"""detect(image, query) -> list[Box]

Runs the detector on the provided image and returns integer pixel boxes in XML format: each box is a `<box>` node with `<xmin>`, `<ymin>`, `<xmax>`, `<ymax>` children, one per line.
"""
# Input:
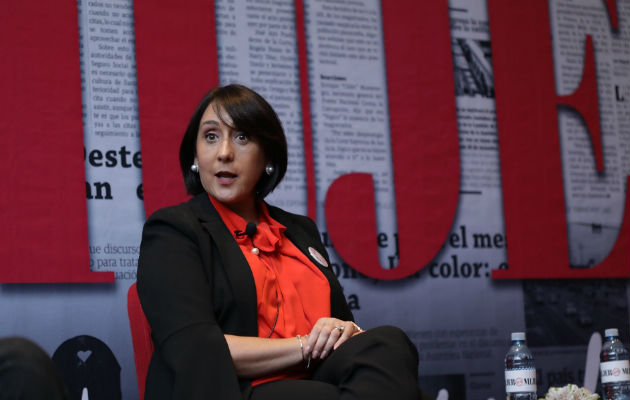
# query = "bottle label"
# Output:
<box><xmin>601</xmin><ymin>360</ymin><xmax>630</xmax><ymax>384</ymax></box>
<box><xmin>505</xmin><ymin>369</ymin><xmax>537</xmax><ymax>393</ymax></box>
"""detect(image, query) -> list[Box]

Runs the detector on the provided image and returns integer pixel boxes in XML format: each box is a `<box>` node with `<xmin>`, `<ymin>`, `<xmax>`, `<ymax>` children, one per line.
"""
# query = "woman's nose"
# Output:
<box><xmin>217</xmin><ymin>139</ymin><xmax>234</xmax><ymax>161</ymax></box>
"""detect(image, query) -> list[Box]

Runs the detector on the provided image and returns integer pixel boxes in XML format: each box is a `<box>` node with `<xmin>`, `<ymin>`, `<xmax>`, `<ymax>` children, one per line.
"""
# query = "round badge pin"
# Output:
<box><xmin>308</xmin><ymin>247</ymin><xmax>329</xmax><ymax>268</ymax></box>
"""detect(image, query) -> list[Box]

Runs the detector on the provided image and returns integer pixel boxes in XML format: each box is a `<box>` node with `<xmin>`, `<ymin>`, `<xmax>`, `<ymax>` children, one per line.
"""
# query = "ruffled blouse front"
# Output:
<box><xmin>210</xmin><ymin>196</ymin><xmax>331</xmax><ymax>385</ymax></box>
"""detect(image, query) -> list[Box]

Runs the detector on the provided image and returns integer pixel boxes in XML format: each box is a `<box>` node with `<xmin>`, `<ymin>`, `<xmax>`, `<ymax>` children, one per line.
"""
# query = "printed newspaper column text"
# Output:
<box><xmin>89</xmin><ymin>243</ymin><xmax>139</xmax><ymax>280</ymax></box>
<box><xmin>215</xmin><ymin>0</ymin><xmax>306</xmax><ymax>210</ymax></box>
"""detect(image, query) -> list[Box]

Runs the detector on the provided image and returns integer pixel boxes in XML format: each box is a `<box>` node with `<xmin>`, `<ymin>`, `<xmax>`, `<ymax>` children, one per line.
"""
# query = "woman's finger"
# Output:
<box><xmin>332</xmin><ymin>322</ymin><xmax>354</xmax><ymax>350</ymax></box>
<box><xmin>305</xmin><ymin>323</ymin><xmax>321</xmax><ymax>355</ymax></box>
<box><xmin>320</xmin><ymin>324</ymin><xmax>345</xmax><ymax>358</ymax></box>
<box><xmin>307</xmin><ymin>318</ymin><xmax>340</xmax><ymax>358</ymax></box>
<box><xmin>305</xmin><ymin>318</ymin><xmax>329</xmax><ymax>354</ymax></box>
<box><xmin>311</xmin><ymin>324</ymin><xmax>335</xmax><ymax>359</ymax></box>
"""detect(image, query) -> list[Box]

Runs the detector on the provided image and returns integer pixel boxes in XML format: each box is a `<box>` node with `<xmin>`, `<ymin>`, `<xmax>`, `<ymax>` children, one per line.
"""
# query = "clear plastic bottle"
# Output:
<box><xmin>600</xmin><ymin>328</ymin><xmax>630</xmax><ymax>400</ymax></box>
<box><xmin>505</xmin><ymin>332</ymin><xmax>537</xmax><ymax>400</ymax></box>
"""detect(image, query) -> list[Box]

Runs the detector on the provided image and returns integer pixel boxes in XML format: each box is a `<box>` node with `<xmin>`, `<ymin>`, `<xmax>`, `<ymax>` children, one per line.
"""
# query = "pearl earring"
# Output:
<box><xmin>265</xmin><ymin>164</ymin><xmax>275</xmax><ymax>175</ymax></box>
<box><xmin>191</xmin><ymin>163</ymin><xmax>199</xmax><ymax>173</ymax></box>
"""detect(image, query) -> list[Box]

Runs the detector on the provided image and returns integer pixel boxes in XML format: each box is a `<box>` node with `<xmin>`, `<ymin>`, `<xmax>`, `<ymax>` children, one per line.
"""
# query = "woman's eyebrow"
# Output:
<box><xmin>200</xmin><ymin>120</ymin><xmax>219</xmax><ymax>128</ymax></box>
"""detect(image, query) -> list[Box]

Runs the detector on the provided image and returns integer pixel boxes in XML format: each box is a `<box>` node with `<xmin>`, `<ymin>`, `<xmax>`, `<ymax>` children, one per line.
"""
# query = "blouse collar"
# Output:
<box><xmin>209</xmin><ymin>195</ymin><xmax>286</xmax><ymax>254</ymax></box>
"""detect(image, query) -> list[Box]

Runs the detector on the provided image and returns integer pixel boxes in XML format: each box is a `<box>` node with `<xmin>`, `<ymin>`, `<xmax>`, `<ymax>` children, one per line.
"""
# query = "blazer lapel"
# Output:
<box><xmin>268</xmin><ymin>206</ymin><xmax>331</xmax><ymax>274</ymax></box>
<box><xmin>188</xmin><ymin>194</ymin><xmax>258</xmax><ymax>335</ymax></box>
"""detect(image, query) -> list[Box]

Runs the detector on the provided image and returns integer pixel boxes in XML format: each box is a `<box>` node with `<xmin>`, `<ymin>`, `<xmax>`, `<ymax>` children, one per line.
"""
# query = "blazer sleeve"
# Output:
<box><xmin>137</xmin><ymin>206</ymin><xmax>242</xmax><ymax>399</ymax></box>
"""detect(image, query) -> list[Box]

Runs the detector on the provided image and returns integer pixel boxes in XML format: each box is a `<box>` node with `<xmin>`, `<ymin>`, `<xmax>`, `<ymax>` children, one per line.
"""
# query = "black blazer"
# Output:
<box><xmin>137</xmin><ymin>193</ymin><xmax>353</xmax><ymax>400</ymax></box>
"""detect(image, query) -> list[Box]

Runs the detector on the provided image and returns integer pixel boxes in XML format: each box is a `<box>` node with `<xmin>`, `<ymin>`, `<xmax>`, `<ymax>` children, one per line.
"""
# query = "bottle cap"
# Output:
<box><xmin>511</xmin><ymin>332</ymin><xmax>526</xmax><ymax>341</ymax></box>
<box><xmin>605</xmin><ymin>328</ymin><xmax>619</xmax><ymax>337</ymax></box>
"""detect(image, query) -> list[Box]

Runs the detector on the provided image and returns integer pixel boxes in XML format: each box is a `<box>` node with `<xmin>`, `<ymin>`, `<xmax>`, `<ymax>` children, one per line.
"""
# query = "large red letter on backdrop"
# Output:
<box><xmin>0</xmin><ymin>3</ymin><xmax>113</xmax><ymax>282</ymax></box>
<box><xmin>294</xmin><ymin>0</ymin><xmax>318</xmax><ymax>221</ymax></box>
<box><xmin>488</xmin><ymin>0</ymin><xmax>629</xmax><ymax>279</ymax></box>
<box><xmin>135</xmin><ymin>0</ymin><xmax>219</xmax><ymax>217</ymax></box>
<box><xmin>325</xmin><ymin>1</ymin><xmax>460</xmax><ymax>280</ymax></box>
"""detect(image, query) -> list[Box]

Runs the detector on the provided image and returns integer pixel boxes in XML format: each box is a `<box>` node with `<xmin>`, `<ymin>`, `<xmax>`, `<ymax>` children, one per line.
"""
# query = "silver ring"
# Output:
<box><xmin>335</xmin><ymin>325</ymin><xmax>344</xmax><ymax>332</ymax></box>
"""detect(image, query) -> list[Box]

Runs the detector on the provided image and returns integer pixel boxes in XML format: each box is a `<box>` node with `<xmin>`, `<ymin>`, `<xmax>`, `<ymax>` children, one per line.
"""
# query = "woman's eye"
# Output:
<box><xmin>204</xmin><ymin>132</ymin><xmax>218</xmax><ymax>142</ymax></box>
<box><xmin>235</xmin><ymin>133</ymin><xmax>249</xmax><ymax>142</ymax></box>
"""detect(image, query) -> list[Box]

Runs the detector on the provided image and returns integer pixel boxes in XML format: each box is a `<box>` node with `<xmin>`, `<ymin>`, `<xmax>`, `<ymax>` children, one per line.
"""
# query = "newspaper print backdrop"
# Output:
<box><xmin>0</xmin><ymin>0</ymin><xmax>629</xmax><ymax>399</ymax></box>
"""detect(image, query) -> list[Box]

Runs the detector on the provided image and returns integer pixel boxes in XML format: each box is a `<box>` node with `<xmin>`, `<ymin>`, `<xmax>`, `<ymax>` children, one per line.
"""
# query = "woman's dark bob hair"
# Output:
<box><xmin>179</xmin><ymin>84</ymin><xmax>288</xmax><ymax>198</ymax></box>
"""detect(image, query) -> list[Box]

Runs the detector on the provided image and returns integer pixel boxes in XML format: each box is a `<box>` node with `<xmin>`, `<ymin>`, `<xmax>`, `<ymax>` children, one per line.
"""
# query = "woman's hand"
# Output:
<box><xmin>305</xmin><ymin>318</ymin><xmax>363</xmax><ymax>360</ymax></box>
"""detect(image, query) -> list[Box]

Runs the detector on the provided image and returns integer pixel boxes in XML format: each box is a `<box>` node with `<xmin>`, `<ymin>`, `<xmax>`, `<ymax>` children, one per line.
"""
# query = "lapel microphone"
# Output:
<box><xmin>235</xmin><ymin>222</ymin><xmax>259</xmax><ymax>255</ymax></box>
<box><xmin>244</xmin><ymin>222</ymin><xmax>257</xmax><ymax>238</ymax></box>
<box><xmin>234</xmin><ymin>222</ymin><xmax>257</xmax><ymax>239</ymax></box>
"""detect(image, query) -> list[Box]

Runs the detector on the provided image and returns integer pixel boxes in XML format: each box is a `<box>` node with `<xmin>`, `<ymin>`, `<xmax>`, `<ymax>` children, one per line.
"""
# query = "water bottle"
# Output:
<box><xmin>504</xmin><ymin>332</ymin><xmax>537</xmax><ymax>400</ymax></box>
<box><xmin>600</xmin><ymin>328</ymin><xmax>630</xmax><ymax>400</ymax></box>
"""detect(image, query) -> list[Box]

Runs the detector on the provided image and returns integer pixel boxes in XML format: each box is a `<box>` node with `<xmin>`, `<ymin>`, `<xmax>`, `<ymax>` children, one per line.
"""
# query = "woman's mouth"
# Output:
<box><xmin>216</xmin><ymin>171</ymin><xmax>237</xmax><ymax>184</ymax></box>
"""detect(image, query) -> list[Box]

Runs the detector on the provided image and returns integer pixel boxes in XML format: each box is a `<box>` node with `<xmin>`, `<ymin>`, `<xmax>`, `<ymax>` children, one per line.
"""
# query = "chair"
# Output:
<box><xmin>127</xmin><ymin>283</ymin><xmax>154</xmax><ymax>400</ymax></box>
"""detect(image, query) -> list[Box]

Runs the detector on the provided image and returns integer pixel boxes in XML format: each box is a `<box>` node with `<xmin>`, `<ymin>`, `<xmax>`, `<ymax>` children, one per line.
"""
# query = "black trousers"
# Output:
<box><xmin>0</xmin><ymin>337</ymin><xmax>69</xmax><ymax>400</ymax></box>
<box><xmin>250</xmin><ymin>326</ymin><xmax>420</xmax><ymax>400</ymax></box>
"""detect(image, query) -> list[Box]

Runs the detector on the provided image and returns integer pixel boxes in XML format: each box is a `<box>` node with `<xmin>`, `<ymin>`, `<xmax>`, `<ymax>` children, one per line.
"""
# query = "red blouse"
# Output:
<box><xmin>210</xmin><ymin>196</ymin><xmax>331</xmax><ymax>385</ymax></box>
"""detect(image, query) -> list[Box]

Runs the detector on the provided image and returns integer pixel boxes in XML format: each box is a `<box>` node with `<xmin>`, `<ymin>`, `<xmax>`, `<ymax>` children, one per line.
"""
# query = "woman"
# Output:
<box><xmin>137</xmin><ymin>84</ymin><xmax>420</xmax><ymax>399</ymax></box>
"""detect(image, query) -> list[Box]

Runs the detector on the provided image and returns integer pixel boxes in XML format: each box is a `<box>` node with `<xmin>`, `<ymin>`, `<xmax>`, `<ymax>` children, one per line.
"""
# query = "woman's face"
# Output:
<box><xmin>195</xmin><ymin>102</ymin><xmax>266</xmax><ymax>218</ymax></box>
